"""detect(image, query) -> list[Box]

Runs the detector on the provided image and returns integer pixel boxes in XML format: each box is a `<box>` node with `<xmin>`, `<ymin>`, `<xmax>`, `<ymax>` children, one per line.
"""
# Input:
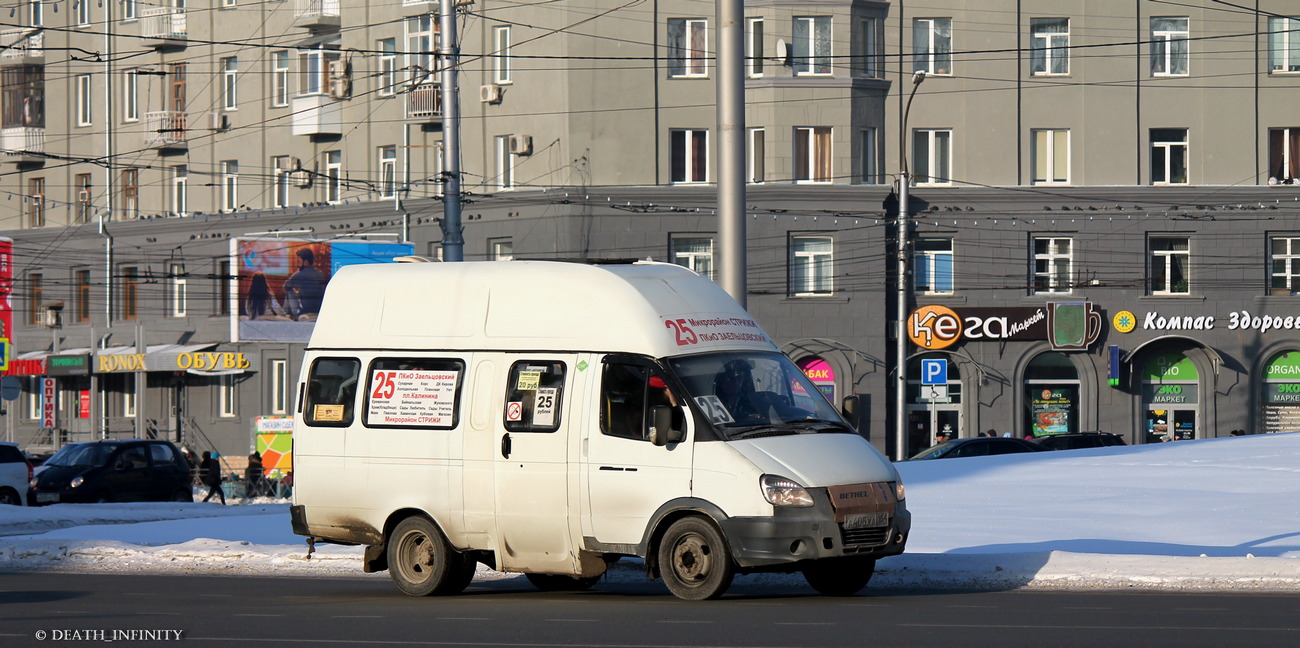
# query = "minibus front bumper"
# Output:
<box><xmin>718</xmin><ymin>491</ymin><xmax>910</xmax><ymax>570</ymax></box>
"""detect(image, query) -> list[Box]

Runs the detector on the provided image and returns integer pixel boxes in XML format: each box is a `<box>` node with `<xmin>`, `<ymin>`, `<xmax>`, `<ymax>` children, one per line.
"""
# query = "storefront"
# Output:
<box><xmin>1261</xmin><ymin>350</ymin><xmax>1300</xmax><ymax>434</ymax></box>
<box><xmin>1141</xmin><ymin>352</ymin><xmax>1199</xmax><ymax>442</ymax></box>
<box><xmin>1024</xmin><ymin>352</ymin><xmax>1081</xmax><ymax>438</ymax></box>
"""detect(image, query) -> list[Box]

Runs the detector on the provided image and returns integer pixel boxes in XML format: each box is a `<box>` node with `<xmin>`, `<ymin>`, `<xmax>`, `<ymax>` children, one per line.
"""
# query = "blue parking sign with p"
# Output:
<box><xmin>921</xmin><ymin>358</ymin><xmax>947</xmax><ymax>385</ymax></box>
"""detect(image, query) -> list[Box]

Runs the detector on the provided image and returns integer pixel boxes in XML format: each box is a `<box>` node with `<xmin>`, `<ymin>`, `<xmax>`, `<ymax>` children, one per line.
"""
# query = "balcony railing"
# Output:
<box><xmin>0</xmin><ymin>28</ymin><xmax>43</xmax><ymax>62</ymax></box>
<box><xmin>294</xmin><ymin>0</ymin><xmax>341</xmax><ymax>29</ymax></box>
<box><xmin>407</xmin><ymin>83</ymin><xmax>443</xmax><ymax>120</ymax></box>
<box><xmin>141</xmin><ymin>7</ymin><xmax>187</xmax><ymax>46</ymax></box>
<box><xmin>1</xmin><ymin>126</ymin><xmax>45</xmax><ymax>162</ymax></box>
<box><xmin>144</xmin><ymin>111</ymin><xmax>187</xmax><ymax>149</ymax></box>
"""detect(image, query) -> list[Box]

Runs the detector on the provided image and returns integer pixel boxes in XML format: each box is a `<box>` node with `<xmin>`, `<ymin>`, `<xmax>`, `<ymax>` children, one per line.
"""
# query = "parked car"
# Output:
<box><xmin>1032</xmin><ymin>432</ymin><xmax>1128</xmax><ymax>451</ymax></box>
<box><xmin>0</xmin><ymin>442</ymin><xmax>33</xmax><ymax>506</ymax></box>
<box><xmin>909</xmin><ymin>437</ymin><xmax>1048</xmax><ymax>460</ymax></box>
<box><xmin>28</xmin><ymin>439</ymin><xmax>194</xmax><ymax>504</ymax></box>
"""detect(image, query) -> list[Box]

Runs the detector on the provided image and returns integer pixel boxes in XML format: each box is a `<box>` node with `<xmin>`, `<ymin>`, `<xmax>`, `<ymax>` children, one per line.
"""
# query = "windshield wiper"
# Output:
<box><xmin>725</xmin><ymin>424</ymin><xmax>792</xmax><ymax>440</ymax></box>
<box><xmin>786</xmin><ymin>418</ymin><xmax>853</xmax><ymax>433</ymax></box>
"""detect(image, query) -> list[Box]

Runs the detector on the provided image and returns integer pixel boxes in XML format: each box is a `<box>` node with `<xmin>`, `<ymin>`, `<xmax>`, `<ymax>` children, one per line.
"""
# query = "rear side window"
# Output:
<box><xmin>117</xmin><ymin>446</ymin><xmax>149</xmax><ymax>470</ymax></box>
<box><xmin>148</xmin><ymin>443</ymin><xmax>180</xmax><ymax>467</ymax></box>
<box><xmin>364</xmin><ymin>358</ymin><xmax>465</xmax><ymax>429</ymax></box>
<box><xmin>304</xmin><ymin>357</ymin><xmax>362</xmax><ymax>427</ymax></box>
<box><xmin>503</xmin><ymin>361</ymin><xmax>566</xmax><ymax>433</ymax></box>
<box><xmin>0</xmin><ymin>445</ymin><xmax>23</xmax><ymax>462</ymax></box>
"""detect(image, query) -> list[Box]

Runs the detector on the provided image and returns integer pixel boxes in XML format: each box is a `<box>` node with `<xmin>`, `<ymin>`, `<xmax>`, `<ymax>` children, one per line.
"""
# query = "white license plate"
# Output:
<box><xmin>36</xmin><ymin>492</ymin><xmax>59</xmax><ymax>503</ymax></box>
<box><xmin>843</xmin><ymin>512</ymin><xmax>888</xmax><ymax>530</ymax></box>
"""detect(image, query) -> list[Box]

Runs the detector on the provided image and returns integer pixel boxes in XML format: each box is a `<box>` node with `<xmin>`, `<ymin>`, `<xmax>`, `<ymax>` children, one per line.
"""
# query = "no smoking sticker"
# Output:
<box><xmin>506</xmin><ymin>401</ymin><xmax>523</xmax><ymax>421</ymax></box>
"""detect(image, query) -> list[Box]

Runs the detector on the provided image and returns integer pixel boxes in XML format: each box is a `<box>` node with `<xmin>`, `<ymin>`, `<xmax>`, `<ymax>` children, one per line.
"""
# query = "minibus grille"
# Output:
<box><xmin>840</xmin><ymin>525</ymin><xmax>891</xmax><ymax>550</ymax></box>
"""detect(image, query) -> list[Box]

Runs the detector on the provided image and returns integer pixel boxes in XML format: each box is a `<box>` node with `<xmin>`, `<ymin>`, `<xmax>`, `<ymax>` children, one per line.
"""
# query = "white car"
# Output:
<box><xmin>0</xmin><ymin>442</ymin><xmax>32</xmax><ymax>506</ymax></box>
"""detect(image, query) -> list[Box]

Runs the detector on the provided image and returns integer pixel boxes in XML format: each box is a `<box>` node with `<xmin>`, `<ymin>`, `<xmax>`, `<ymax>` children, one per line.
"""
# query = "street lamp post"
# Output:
<box><xmin>895</xmin><ymin>70</ymin><xmax>926</xmax><ymax>462</ymax></box>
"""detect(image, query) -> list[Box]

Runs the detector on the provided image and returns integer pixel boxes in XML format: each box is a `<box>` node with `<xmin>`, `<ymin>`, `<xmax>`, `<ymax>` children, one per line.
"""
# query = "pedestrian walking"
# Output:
<box><xmin>200</xmin><ymin>451</ymin><xmax>226</xmax><ymax>505</ymax></box>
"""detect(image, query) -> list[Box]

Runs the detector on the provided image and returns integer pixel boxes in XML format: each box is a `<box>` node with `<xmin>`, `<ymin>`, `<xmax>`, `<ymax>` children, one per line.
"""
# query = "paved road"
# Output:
<box><xmin>1</xmin><ymin>572</ymin><xmax>1298</xmax><ymax>647</ymax></box>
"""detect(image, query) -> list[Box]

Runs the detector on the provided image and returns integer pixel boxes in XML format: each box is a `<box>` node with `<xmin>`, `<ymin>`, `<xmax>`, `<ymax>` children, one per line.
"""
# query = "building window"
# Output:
<box><xmin>378</xmin><ymin>38</ymin><xmax>397</xmax><ymax>95</ymax></box>
<box><xmin>122</xmin><ymin>374</ymin><xmax>136</xmax><ymax>419</ymax></box>
<box><xmin>123</xmin><ymin>69</ymin><xmax>139</xmax><ymax>122</ymax></box>
<box><xmin>75</xmin><ymin>174</ymin><xmax>92</xmax><ymax>224</ymax></box>
<box><xmin>77</xmin><ymin>0</ymin><xmax>91</xmax><ymax>24</ymax></box>
<box><xmin>169</xmin><ymin>262</ymin><xmax>187</xmax><ymax>317</ymax></box>
<box><xmin>1033</xmin><ymin>237</ymin><xmax>1073</xmax><ymax>294</ymax></box>
<box><xmin>670</xmin><ymin>129</ymin><xmax>708</xmax><ymax>184</ymax></box>
<box><xmin>860</xmin><ymin>128</ymin><xmax>880</xmax><ymax>184</ymax></box>
<box><xmin>670</xmin><ymin>235</ymin><xmax>715</xmax><ymax>280</ymax></box>
<box><xmin>493</xmin><ymin>26</ymin><xmax>512</xmax><ymax>84</ymax></box>
<box><xmin>406</xmin><ymin>15</ymin><xmax>436</xmax><ymax>86</ymax></box>
<box><xmin>28</xmin><ymin>0</ymin><xmax>42</xmax><ymax>27</ymax></box>
<box><xmin>270</xmin><ymin>359</ymin><xmax>288</xmax><ymax>414</ymax></box>
<box><xmin>271</xmin><ymin>51</ymin><xmax>289</xmax><ymax>107</ymax></box>
<box><xmin>1152</xmin><ymin>17</ymin><xmax>1189</xmax><ymax>76</ymax></box>
<box><xmin>1269</xmin><ymin>127</ymin><xmax>1300</xmax><ymax>184</ymax></box>
<box><xmin>379</xmin><ymin>145</ymin><xmax>397</xmax><ymax>198</ymax></box>
<box><xmin>489</xmin><ymin>237</ymin><xmax>514</xmax><ymax>261</ymax></box>
<box><xmin>219</xmin><ymin>374</ymin><xmax>237</xmax><ymax>418</ymax></box>
<box><xmin>747</xmin><ymin>127</ymin><xmax>765</xmax><ymax>184</ymax></box>
<box><xmin>121</xmin><ymin>266</ymin><xmax>139</xmax><ymax>320</ymax></box>
<box><xmin>792</xmin><ymin>16</ymin><xmax>832</xmax><ymax>76</ymax></box>
<box><xmin>913</xmin><ymin>129</ymin><xmax>952</xmax><ymax>185</ymax></box>
<box><xmin>121</xmin><ymin>169</ymin><xmax>139</xmax><ymax>219</ymax></box>
<box><xmin>272</xmin><ymin>156</ymin><xmax>289</xmax><ymax>207</ymax></box>
<box><xmin>913</xmin><ymin>18</ymin><xmax>952</xmax><ymax>75</ymax></box>
<box><xmin>221</xmin><ymin>56</ymin><xmax>238</xmax><ymax>110</ymax></box>
<box><xmin>298</xmin><ymin>48</ymin><xmax>339</xmax><ymax>96</ymax></box>
<box><xmin>325</xmin><ymin>150</ymin><xmax>342</xmax><ymax>203</ymax></box>
<box><xmin>789</xmin><ymin>235</ymin><xmax>834</xmax><ymax>296</ymax></box>
<box><xmin>27</xmin><ymin>272</ymin><xmax>42</xmax><ymax>326</ymax></box>
<box><xmin>27</xmin><ymin>177</ymin><xmax>44</xmax><ymax>227</ymax></box>
<box><xmin>793</xmin><ymin>126</ymin><xmax>832</xmax><ymax>183</ymax></box>
<box><xmin>915</xmin><ymin>238</ymin><xmax>954</xmax><ymax>295</ymax></box>
<box><xmin>1032</xmin><ymin>129</ymin><xmax>1070</xmax><ymax>184</ymax></box>
<box><xmin>1151</xmin><ymin>128</ymin><xmax>1188</xmax><ymax>185</ymax></box>
<box><xmin>216</xmin><ymin>259</ymin><xmax>231</xmax><ymax>315</ymax></box>
<box><xmin>221</xmin><ymin>160</ymin><xmax>238</xmax><ymax>212</ymax></box>
<box><xmin>1030</xmin><ymin>18</ymin><xmax>1070</xmax><ymax>76</ymax></box>
<box><xmin>668</xmin><ymin>18</ymin><xmax>708</xmax><ymax>78</ymax></box>
<box><xmin>74</xmin><ymin>269</ymin><xmax>91</xmax><ymax>323</ymax></box>
<box><xmin>1271</xmin><ymin>237</ymin><xmax>1300</xmax><ymax>295</ymax></box>
<box><xmin>168</xmin><ymin>62</ymin><xmax>187</xmax><ymax>114</ymax></box>
<box><xmin>495</xmin><ymin>135</ymin><xmax>515</xmax><ymax>190</ymax></box>
<box><xmin>745</xmin><ymin>18</ymin><xmax>764</xmax><ymax>78</ymax></box>
<box><xmin>859</xmin><ymin>17</ymin><xmax>882</xmax><ymax>79</ymax></box>
<box><xmin>3</xmin><ymin>65</ymin><xmax>45</xmax><ymax>129</ymax></box>
<box><xmin>76</xmin><ymin>74</ymin><xmax>92</xmax><ymax>126</ymax></box>
<box><xmin>1269</xmin><ymin>17</ymin><xmax>1300</xmax><ymax>73</ymax></box>
<box><xmin>123</xmin><ymin>0</ymin><xmax>135</xmax><ymax>21</ymax></box>
<box><xmin>171</xmin><ymin>165</ymin><xmax>187</xmax><ymax>216</ymax></box>
<box><xmin>1150</xmin><ymin>236</ymin><xmax>1190</xmax><ymax>295</ymax></box>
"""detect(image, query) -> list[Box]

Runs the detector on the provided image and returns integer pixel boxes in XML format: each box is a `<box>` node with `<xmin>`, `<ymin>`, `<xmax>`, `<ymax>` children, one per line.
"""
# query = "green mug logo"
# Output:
<box><xmin>1048</xmin><ymin>302</ymin><xmax>1102</xmax><ymax>351</ymax></box>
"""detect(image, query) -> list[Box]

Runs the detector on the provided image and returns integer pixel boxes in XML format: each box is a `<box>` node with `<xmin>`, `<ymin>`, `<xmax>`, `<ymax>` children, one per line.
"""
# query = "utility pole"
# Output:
<box><xmin>439</xmin><ymin>5</ymin><xmax>465</xmax><ymax>262</ymax></box>
<box><xmin>895</xmin><ymin>70</ymin><xmax>926</xmax><ymax>461</ymax></box>
<box><xmin>716</xmin><ymin>0</ymin><xmax>746</xmax><ymax>304</ymax></box>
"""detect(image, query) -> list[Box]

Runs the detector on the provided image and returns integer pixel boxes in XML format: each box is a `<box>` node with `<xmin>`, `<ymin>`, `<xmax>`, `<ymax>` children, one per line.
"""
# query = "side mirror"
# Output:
<box><xmin>649</xmin><ymin>405</ymin><xmax>686</xmax><ymax>446</ymax></box>
<box><xmin>842</xmin><ymin>395</ymin><xmax>864</xmax><ymax>433</ymax></box>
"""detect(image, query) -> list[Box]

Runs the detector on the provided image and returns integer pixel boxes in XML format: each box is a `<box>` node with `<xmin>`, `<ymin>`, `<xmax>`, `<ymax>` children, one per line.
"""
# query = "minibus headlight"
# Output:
<box><xmin>760</xmin><ymin>475</ymin><xmax>814</xmax><ymax>508</ymax></box>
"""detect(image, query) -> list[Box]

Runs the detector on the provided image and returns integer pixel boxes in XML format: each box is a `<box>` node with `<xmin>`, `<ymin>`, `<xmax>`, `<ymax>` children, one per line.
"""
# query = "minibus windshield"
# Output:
<box><xmin>666</xmin><ymin>351</ymin><xmax>851</xmax><ymax>439</ymax></box>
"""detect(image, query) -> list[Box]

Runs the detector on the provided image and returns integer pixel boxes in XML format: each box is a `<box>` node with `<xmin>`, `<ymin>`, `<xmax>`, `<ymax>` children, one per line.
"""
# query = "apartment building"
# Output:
<box><xmin>1</xmin><ymin>2</ymin><xmax>1299</xmax><ymax>461</ymax></box>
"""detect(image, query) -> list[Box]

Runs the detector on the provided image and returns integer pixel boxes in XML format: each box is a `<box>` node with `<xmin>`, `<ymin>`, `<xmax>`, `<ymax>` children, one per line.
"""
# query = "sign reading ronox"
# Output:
<box><xmin>908</xmin><ymin>303</ymin><xmax>1102</xmax><ymax>351</ymax></box>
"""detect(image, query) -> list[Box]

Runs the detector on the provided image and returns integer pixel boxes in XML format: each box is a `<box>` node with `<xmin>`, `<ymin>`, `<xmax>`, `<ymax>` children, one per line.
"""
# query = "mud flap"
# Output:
<box><xmin>363</xmin><ymin>543</ymin><xmax>388</xmax><ymax>573</ymax></box>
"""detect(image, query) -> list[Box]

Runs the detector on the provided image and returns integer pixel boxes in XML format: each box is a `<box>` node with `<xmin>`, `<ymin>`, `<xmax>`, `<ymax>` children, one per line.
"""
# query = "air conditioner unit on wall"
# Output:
<box><xmin>290</xmin><ymin>170</ymin><xmax>312</xmax><ymax>188</ymax></box>
<box><xmin>328</xmin><ymin>60</ymin><xmax>351</xmax><ymax>99</ymax></box>
<box><xmin>480</xmin><ymin>84</ymin><xmax>502</xmax><ymax>104</ymax></box>
<box><xmin>209</xmin><ymin>111</ymin><xmax>230</xmax><ymax>131</ymax></box>
<box><xmin>509</xmin><ymin>134</ymin><xmax>532</xmax><ymax>156</ymax></box>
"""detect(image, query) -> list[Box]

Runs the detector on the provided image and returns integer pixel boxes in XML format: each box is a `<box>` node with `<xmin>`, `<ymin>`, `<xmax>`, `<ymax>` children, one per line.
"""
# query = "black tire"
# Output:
<box><xmin>525</xmin><ymin>573</ymin><xmax>600</xmax><ymax>592</ymax></box>
<box><xmin>171</xmin><ymin>488</ymin><xmax>193</xmax><ymax>503</ymax></box>
<box><xmin>658</xmin><ymin>517</ymin><xmax>734</xmax><ymax>600</ymax></box>
<box><xmin>387</xmin><ymin>516</ymin><xmax>473</xmax><ymax>597</ymax></box>
<box><xmin>801</xmin><ymin>558</ymin><xmax>876</xmax><ymax>596</ymax></box>
<box><xmin>0</xmin><ymin>488</ymin><xmax>20</xmax><ymax>506</ymax></box>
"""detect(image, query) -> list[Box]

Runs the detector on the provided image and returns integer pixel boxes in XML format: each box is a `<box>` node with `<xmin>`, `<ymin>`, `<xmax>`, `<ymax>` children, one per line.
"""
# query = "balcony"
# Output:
<box><xmin>0</xmin><ymin>28</ymin><xmax>43</xmax><ymax>65</ymax></box>
<box><xmin>141</xmin><ymin>7</ymin><xmax>187</xmax><ymax>49</ymax></box>
<box><xmin>143</xmin><ymin>111</ymin><xmax>188</xmax><ymax>151</ymax></box>
<box><xmin>293</xmin><ymin>0</ymin><xmax>341</xmax><ymax>30</ymax></box>
<box><xmin>1</xmin><ymin>126</ymin><xmax>45</xmax><ymax>164</ymax></box>
<box><xmin>407</xmin><ymin>83</ymin><xmax>443</xmax><ymax>122</ymax></box>
<box><xmin>291</xmin><ymin>94</ymin><xmax>342</xmax><ymax>137</ymax></box>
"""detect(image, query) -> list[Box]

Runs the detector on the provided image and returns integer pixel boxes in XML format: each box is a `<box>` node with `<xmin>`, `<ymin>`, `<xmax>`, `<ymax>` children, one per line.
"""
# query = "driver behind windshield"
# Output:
<box><xmin>714</xmin><ymin>360</ymin><xmax>763</xmax><ymax>423</ymax></box>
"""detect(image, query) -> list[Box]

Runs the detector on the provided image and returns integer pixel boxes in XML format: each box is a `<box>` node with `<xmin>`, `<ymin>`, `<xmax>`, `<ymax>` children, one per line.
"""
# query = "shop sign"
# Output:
<box><xmin>1264</xmin><ymin>352</ymin><xmax>1300</xmax><ymax>380</ymax></box>
<box><xmin>1114</xmin><ymin>309</ymin><xmax>1300</xmax><ymax>335</ymax></box>
<box><xmin>175</xmin><ymin>351</ymin><xmax>252</xmax><ymax>372</ymax></box>
<box><xmin>1030</xmin><ymin>388</ymin><xmax>1073</xmax><ymax>435</ymax></box>
<box><xmin>1264</xmin><ymin>383</ymin><xmax>1300</xmax><ymax>403</ymax></box>
<box><xmin>47</xmin><ymin>354</ymin><xmax>90</xmax><ymax>376</ymax></box>
<box><xmin>40</xmin><ymin>377</ymin><xmax>56</xmax><ymax>428</ymax></box>
<box><xmin>908</xmin><ymin>303</ymin><xmax>1100</xmax><ymax>351</ymax></box>
<box><xmin>1142</xmin><ymin>383</ymin><xmax>1199</xmax><ymax>404</ymax></box>
<box><xmin>1142</xmin><ymin>352</ymin><xmax>1199</xmax><ymax>381</ymax></box>
<box><xmin>94</xmin><ymin>350</ymin><xmax>254</xmax><ymax>373</ymax></box>
<box><xmin>5</xmin><ymin>358</ymin><xmax>45</xmax><ymax>376</ymax></box>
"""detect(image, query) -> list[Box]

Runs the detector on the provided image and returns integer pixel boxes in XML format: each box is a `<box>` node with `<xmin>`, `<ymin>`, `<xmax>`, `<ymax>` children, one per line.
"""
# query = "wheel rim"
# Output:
<box><xmin>671</xmin><ymin>532</ymin><xmax>713</xmax><ymax>585</ymax></box>
<box><xmin>396</xmin><ymin>530</ymin><xmax>436</xmax><ymax>585</ymax></box>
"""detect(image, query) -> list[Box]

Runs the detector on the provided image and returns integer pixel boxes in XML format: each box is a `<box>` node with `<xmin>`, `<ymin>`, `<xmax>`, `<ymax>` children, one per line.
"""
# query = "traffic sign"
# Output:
<box><xmin>921</xmin><ymin>358</ymin><xmax>948</xmax><ymax>385</ymax></box>
<box><xmin>0</xmin><ymin>375</ymin><xmax>20</xmax><ymax>401</ymax></box>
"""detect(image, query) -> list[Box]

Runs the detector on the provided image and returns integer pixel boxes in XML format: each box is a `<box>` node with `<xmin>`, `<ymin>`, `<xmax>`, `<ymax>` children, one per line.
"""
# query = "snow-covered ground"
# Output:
<box><xmin>2</xmin><ymin>432</ymin><xmax>1298</xmax><ymax>592</ymax></box>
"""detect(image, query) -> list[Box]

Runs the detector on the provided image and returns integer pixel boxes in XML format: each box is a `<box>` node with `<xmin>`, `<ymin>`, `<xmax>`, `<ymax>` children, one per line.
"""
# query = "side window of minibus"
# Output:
<box><xmin>304</xmin><ymin>358</ymin><xmax>361</xmax><ymax>427</ymax></box>
<box><xmin>601</xmin><ymin>363</ymin><xmax>678</xmax><ymax>442</ymax></box>
<box><xmin>503</xmin><ymin>361</ymin><xmax>566</xmax><ymax>432</ymax></box>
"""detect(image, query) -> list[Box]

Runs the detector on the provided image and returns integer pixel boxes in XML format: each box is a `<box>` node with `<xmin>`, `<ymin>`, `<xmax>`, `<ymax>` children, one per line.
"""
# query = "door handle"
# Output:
<box><xmin>501</xmin><ymin>433</ymin><xmax>512</xmax><ymax>459</ymax></box>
